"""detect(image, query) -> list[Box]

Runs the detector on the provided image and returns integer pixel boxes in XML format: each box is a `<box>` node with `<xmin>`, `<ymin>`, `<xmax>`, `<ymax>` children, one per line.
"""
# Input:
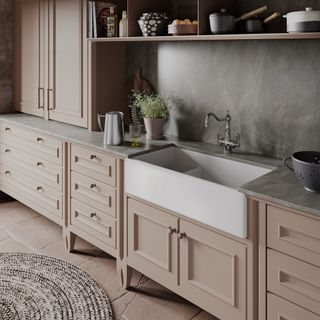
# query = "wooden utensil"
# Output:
<box><xmin>132</xmin><ymin>67</ymin><xmax>153</xmax><ymax>93</ymax></box>
<box><xmin>236</xmin><ymin>6</ymin><xmax>268</xmax><ymax>22</ymax></box>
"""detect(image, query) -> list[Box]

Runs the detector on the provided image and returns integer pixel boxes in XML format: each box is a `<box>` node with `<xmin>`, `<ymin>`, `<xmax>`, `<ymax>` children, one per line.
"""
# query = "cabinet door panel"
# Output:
<box><xmin>15</xmin><ymin>0</ymin><xmax>45</xmax><ymax>117</ymax></box>
<box><xmin>48</xmin><ymin>0</ymin><xmax>87</xmax><ymax>127</ymax></box>
<box><xmin>179</xmin><ymin>219</ymin><xmax>247</xmax><ymax>320</ymax></box>
<box><xmin>127</xmin><ymin>199</ymin><xmax>178</xmax><ymax>291</ymax></box>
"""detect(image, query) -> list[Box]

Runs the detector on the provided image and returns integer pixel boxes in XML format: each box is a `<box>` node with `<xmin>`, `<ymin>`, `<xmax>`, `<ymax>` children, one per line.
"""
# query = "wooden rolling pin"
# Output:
<box><xmin>236</xmin><ymin>6</ymin><xmax>268</xmax><ymax>22</ymax></box>
<box><xmin>263</xmin><ymin>12</ymin><xmax>281</xmax><ymax>24</ymax></box>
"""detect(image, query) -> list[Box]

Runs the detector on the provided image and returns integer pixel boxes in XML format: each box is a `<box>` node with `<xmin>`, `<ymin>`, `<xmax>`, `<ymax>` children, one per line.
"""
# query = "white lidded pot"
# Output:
<box><xmin>284</xmin><ymin>7</ymin><xmax>320</xmax><ymax>33</ymax></box>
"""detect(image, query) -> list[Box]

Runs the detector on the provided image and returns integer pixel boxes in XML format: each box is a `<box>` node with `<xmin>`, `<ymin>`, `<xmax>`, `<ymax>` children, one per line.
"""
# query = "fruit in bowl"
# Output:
<box><xmin>168</xmin><ymin>19</ymin><xmax>198</xmax><ymax>35</ymax></box>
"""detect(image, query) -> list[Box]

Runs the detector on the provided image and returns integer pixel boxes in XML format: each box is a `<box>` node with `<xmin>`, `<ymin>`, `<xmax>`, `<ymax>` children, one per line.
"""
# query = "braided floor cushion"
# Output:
<box><xmin>0</xmin><ymin>253</ymin><xmax>113</xmax><ymax>320</ymax></box>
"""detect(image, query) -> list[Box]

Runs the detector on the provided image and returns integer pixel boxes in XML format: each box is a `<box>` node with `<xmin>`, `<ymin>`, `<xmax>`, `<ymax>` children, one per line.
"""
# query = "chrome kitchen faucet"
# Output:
<box><xmin>204</xmin><ymin>111</ymin><xmax>240</xmax><ymax>153</ymax></box>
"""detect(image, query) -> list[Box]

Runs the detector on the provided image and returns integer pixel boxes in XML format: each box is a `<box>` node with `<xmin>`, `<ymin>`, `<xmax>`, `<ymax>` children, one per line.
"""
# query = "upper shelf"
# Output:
<box><xmin>88</xmin><ymin>32</ymin><xmax>320</xmax><ymax>43</ymax></box>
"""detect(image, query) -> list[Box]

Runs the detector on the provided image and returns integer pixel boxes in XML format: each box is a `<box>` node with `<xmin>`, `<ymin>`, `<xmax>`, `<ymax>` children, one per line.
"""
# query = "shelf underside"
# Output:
<box><xmin>88</xmin><ymin>33</ymin><xmax>320</xmax><ymax>42</ymax></box>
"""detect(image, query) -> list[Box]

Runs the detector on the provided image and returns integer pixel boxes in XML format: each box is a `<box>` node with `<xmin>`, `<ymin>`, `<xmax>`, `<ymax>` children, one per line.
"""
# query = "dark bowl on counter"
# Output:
<box><xmin>284</xmin><ymin>151</ymin><xmax>320</xmax><ymax>193</ymax></box>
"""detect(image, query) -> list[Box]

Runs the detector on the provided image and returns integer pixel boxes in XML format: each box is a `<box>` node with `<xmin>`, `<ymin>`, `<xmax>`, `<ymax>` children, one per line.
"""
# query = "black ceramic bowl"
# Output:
<box><xmin>284</xmin><ymin>151</ymin><xmax>320</xmax><ymax>193</ymax></box>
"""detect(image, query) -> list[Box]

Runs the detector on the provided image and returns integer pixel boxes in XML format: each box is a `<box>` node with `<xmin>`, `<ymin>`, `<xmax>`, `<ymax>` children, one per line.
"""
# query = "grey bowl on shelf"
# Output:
<box><xmin>138</xmin><ymin>12</ymin><xmax>169</xmax><ymax>36</ymax></box>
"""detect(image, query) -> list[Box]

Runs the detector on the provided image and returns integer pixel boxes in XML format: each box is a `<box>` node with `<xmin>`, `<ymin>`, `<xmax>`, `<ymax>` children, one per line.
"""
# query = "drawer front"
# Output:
<box><xmin>70</xmin><ymin>199</ymin><xmax>116</xmax><ymax>248</ymax></box>
<box><xmin>71</xmin><ymin>171</ymin><xmax>116</xmax><ymax>218</ymax></box>
<box><xmin>0</xmin><ymin>143</ymin><xmax>63</xmax><ymax>192</ymax></box>
<box><xmin>267</xmin><ymin>205</ymin><xmax>320</xmax><ymax>267</ymax></box>
<box><xmin>0</xmin><ymin>164</ymin><xmax>63</xmax><ymax>218</ymax></box>
<box><xmin>71</xmin><ymin>144</ymin><xmax>116</xmax><ymax>187</ymax></box>
<box><xmin>267</xmin><ymin>249</ymin><xmax>320</xmax><ymax>315</ymax></box>
<box><xmin>267</xmin><ymin>294</ymin><xmax>320</xmax><ymax>320</ymax></box>
<box><xmin>0</xmin><ymin>123</ymin><xmax>63</xmax><ymax>165</ymax></box>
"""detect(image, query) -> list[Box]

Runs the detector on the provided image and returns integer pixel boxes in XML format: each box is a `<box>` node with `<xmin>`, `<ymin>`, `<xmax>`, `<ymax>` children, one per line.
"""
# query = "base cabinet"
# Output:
<box><xmin>126</xmin><ymin>198</ymin><xmax>247</xmax><ymax>320</ymax></box>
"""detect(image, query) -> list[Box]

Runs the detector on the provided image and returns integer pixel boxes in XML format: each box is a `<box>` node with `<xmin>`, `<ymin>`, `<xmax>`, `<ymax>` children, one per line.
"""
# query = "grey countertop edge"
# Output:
<box><xmin>239</xmin><ymin>187</ymin><xmax>320</xmax><ymax>217</ymax></box>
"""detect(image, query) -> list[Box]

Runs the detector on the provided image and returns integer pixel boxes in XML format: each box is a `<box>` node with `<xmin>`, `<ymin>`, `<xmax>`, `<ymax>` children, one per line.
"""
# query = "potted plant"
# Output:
<box><xmin>133</xmin><ymin>93</ymin><xmax>169</xmax><ymax>140</ymax></box>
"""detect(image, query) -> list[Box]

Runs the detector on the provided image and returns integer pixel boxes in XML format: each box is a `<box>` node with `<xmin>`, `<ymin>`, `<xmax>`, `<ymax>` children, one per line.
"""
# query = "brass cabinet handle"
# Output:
<box><xmin>38</xmin><ymin>87</ymin><xmax>44</xmax><ymax>109</ymax></box>
<box><xmin>168</xmin><ymin>226</ymin><xmax>177</xmax><ymax>235</ymax></box>
<box><xmin>37</xmin><ymin>162</ymin><xmax>43</xmax><ymax>167</ymax></box>
<box><xmin>90</xmin><ymin>155</ymin><xmax>97</xmax><ymax>160</ymax></box>
<box><xmin>90</xmin><ymin>184</ymin><xmax>97</xmax><ymax>190</ymax></box>
<box><xmin>177</xmin><ymin>232</ymin><xmax>186</xmax><ymax>240</ymax></box>
<box><xmin>90</xmin><ymin>212</ymin><xmax>97</xmax><ymax>218</ymax></box>
<box><xmin>47</xmin><ymin>88</ymin><xmax>55</xmax><ymax>111</ymax></box>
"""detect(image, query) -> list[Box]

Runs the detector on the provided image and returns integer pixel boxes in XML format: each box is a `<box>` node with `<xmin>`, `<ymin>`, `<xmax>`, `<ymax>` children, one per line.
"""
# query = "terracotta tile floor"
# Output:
<box><xmin>0</xmin><ymin>200</ymin><xmax>219</xmax><ymax>320</ymax></box>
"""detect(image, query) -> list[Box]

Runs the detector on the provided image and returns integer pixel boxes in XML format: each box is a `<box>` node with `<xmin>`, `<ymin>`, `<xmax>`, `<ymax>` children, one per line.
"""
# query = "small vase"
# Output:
<box><xmin>143</xmin><ymin>117</ymin><xmax>166</xmax><ymax>140</ymax></box>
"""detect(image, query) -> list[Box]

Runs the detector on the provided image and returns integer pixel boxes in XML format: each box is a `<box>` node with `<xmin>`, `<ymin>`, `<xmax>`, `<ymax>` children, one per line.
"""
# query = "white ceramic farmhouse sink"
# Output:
<box><xmin>125</xmin><ymin>146</ymin><xmax>272</xmax><ymax>238</ymax></box>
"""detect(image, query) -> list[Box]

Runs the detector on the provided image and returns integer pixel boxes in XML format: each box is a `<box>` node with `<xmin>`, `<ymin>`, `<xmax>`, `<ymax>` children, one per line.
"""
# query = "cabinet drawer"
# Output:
<box><xmin>0</xmin><ymin>163</ymin><xmax>62</xmax><ymax>219</ymax></box>
<box><xmin>179</xmin><ymin>219</ymin><xmax>247</xmax><ymax>320</ymax></box>
<box><xmin>0</xmin><ymin>123</ymin><xmax>63</xmax><ymax>165</ymax></box>
<box><xmin>71</xmin><ymin>171</ymin><xmax>116</xmax><ymax>218</ymax></box>
<box><xmin>267</xmin><ymin>249</ymin><xmax>320</xmax><ymax>315</ymax></box>
<box><xmin>0</xmin><ymin>143</ymin><xmax>63</xmax><ymax>192</ymax></box>
<box><xmin>267</xmin><ymin>205</ymin><xmax>320</xmax><ymax>267</ymax></box>
<box><xmin>71</xmin><ymin>144</ymin><xmax>116</xmax><ymax>187</ymax></box>
<box><xmin>70</xmin><ymin>199</ymin><xmax>116</xmax><ymax>248</ymax></box>
<box><xmin>267</xmin><ymin>294</ymin><xmax>320</xmax><ymax>320</ymax></box>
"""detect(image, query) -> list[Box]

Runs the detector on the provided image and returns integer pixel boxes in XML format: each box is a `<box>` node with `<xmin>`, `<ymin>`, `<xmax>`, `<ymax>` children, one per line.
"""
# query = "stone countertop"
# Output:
<box><xmin>1</xmin><ymin>113</ymin><xmax>319</xmax><ymax>218</ymax></box>
<box><xmin>240</xmin><ymin>166</ymin><xmax>320</xmax><ymax>217</ymax></box>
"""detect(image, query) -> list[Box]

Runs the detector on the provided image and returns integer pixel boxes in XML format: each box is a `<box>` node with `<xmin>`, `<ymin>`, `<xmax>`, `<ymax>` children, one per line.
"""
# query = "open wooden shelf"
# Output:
<box><xmin>88</xmin><ymin>32</ymin><xmax>320</xmax><ymax>42</ymax></box>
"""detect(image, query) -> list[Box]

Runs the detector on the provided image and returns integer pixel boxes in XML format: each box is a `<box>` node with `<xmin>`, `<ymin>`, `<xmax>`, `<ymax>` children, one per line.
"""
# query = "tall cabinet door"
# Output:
<box><xmin>14</xmin><ymin>0</ymin><xmax>45</xmax><ymax>117</ymax></box>
<box><xmin>48</xmin><ymin>0</ymin><xmax>87</xmax><ymax>127</ymax></box>
<box><xmin>179</xmin><ymin>219</ymin><xmax>247</xmax><ymax>320</ymax></box>
<box><xmin>127</xmin><ymin>199</ymin><xmax>179</xmax><ymax>291</ymax></box>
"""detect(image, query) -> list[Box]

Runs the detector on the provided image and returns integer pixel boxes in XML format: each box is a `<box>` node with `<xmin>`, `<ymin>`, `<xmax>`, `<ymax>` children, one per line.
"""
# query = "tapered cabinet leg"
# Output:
<box><xmin>119</xmin><ymin>261</ymin><xmax>133</xmax><ymax>290</ymax></box>
<box><xmin>63</xmin><ymin>229</ymin><xmax>76</xmax><ymax>253</ymax></box>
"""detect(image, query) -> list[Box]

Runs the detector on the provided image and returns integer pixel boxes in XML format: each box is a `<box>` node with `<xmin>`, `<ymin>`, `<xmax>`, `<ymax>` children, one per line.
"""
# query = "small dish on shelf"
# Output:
<box><xmin>168</xmin><ymin>19</ymin><xmax>198</xmax><ymax>36</ymax></box>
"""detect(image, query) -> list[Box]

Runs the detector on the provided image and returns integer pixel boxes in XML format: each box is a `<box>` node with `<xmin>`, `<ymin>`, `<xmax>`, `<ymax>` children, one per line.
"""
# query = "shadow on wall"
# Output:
<box><xmin>0</xmin><ymin>0</ymin><xmax>13</xmax><ymax>113</ymax></box>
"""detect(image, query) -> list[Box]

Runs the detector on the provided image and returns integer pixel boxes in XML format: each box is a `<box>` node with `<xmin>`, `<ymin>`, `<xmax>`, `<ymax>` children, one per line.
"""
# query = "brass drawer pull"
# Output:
<box><xmin>90</xmin><ymin>212</ymin><xmax>97</xmax><ymax>218</ymax></box>
<box><xmin>168</xmin><ymin>226</ymin><xmax>177</xmax><ymax>235</ymax></box>
<box><xmin>36</xmin><ymin>186</ymin><xmax>43</xmax><ymax>191</ymax></box>
<box><xmin>177</xmin><ymin>232</ymin><xmax>186</xmax><ymax>240</ymax></box>
<box><xmin>90</xmin><ymin>184</ymin><xmax>97</xmax><ymax>190</ymax></box>
<box><xmin>90</xmin><ymin>155</ymin><xmax>97</xmax><ymax>160</ymax></box>
<box><xmin>5</xmin><ymin>149</ymin><xmax>10</xmax><ymax>153</ymax></box>
<box><xmin>4</xmin><ymin>127</ymin><xmax>11</xmax><ymax>132</ymax></box>
<box><xmin>37</xmin><ymin>162</ymin><xmax>43</xmax><ymax>167</ymax></box>
<box><xmin>5</xmin><ymin>170</ymin><xmax>10</xmax><ymax>175</ymax></box>
<box><xmin>36</xmin><ymin>137</ymin><xmax>43</xmax><ymax>142</ymax></box>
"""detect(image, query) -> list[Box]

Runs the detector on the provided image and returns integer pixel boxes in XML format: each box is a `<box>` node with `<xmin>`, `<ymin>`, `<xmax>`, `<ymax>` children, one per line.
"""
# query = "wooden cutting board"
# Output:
<box><xmin>124</xmin><ymin>67</ymin><xmax>153</xmax><ymax>126</ymax></box>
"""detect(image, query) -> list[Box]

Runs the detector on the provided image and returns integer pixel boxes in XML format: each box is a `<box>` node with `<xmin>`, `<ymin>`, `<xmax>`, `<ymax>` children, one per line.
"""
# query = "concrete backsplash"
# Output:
<box><xmin>0</xmin><ymin>0</ymin><xmax>12</xmax><ymax>113</ymax></box>
<box><xmin>126</xmin><ymin>40</ymin><xmax>320</xmax><ymax>159</ymax></box>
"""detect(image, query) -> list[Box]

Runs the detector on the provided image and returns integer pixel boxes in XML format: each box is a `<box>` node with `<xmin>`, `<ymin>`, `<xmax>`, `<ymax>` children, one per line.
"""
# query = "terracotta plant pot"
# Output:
<box><xmin>143</xmin><ymin>117</ymin><xmax>166</xmax><ymax>140</ymax></box>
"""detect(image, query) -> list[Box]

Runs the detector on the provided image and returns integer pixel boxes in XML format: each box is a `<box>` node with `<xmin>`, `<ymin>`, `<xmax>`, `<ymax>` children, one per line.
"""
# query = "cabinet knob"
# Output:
<box><xmin>90</xmin><ymin>212</ymin><xmax>97</xmax><ymax>218</ymax></box>
<box><xmin>90</xmin><ymin>184</ymin><xmax>97</xmax><ymax>190</ymax></box>
<box><xmin>4</xmin><ymin>127</ymin><xmax>10</xmax><ymax>132</ymax></box>
<box><xmin>36</xmin><ymin>186</ymin><xmax>43</xmax><ymax>191</ymax></box>
<box><xmin>168</xmin><ymin>226</ymin><xmax>176</xmax><ymax>235</ymax></box>
<box><xmin>177</xmin><ymin>232</ymin><xmax>186</xmax><ymax>240</ymax></box>
<box><xmin>36</xmin><ymin>137</ymin><xmax>43</xmax><ymax>142</ymax></box>
<box><xmin>5</xmin><ymin>170</ymin><xmax>10</xmax><ymax>175</ymax></box>
<box><xmin>5</xmin><ymin>149</ymin><xmax>10</xmax><ymax>153</ymax></box>
<box><xmin>90</xmin><ymin>155</ymin><xmax>97</xmax><ymax>160</ymax></box>
<box><xmin>37</xmin><ymin>162</ymin><xmax>43</xmax><ymax>167</ymax></box>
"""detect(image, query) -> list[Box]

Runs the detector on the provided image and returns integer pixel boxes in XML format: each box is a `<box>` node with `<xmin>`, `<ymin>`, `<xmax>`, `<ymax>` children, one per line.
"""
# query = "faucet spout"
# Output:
<box><xmin>204</xmin><ymin>110</ymin><xmax>240</xmax><ymax>153</ymax></box>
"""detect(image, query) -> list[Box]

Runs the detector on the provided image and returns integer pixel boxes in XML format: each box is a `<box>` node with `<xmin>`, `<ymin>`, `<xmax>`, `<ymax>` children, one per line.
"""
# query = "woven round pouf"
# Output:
<box><xmin>0</xmin><ymin>253</ymin><xmax>113</xmax><ymax>320</ymax></box>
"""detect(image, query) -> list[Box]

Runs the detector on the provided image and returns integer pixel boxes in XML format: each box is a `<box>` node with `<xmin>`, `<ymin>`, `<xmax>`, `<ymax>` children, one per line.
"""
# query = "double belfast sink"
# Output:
<box><xmin>125</xmin><ymin>146</ymin><xmax>271</xmax><ymax>238</ymax></box>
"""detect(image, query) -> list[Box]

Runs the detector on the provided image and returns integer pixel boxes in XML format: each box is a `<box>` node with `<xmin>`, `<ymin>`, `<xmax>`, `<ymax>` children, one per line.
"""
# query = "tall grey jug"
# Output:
<box><xmin>97</xmin><ymin>112</ymin><xmax>125</xmax><ymax>146</ymax></box>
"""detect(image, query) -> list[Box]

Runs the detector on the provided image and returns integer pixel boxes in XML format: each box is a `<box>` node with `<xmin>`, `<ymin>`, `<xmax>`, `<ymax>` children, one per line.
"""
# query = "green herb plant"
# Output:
<box><xmin>133</xmin><ymin>93</ymin><xmax>169</xmax><ymax>119</ymax></box>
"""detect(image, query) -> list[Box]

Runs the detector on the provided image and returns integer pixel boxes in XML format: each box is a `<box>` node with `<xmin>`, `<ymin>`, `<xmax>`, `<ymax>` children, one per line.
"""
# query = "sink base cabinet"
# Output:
<box><xmin>125</xmin><ymin>197</ymin><xmax>253</xmax><ymax>320</ymax></box>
